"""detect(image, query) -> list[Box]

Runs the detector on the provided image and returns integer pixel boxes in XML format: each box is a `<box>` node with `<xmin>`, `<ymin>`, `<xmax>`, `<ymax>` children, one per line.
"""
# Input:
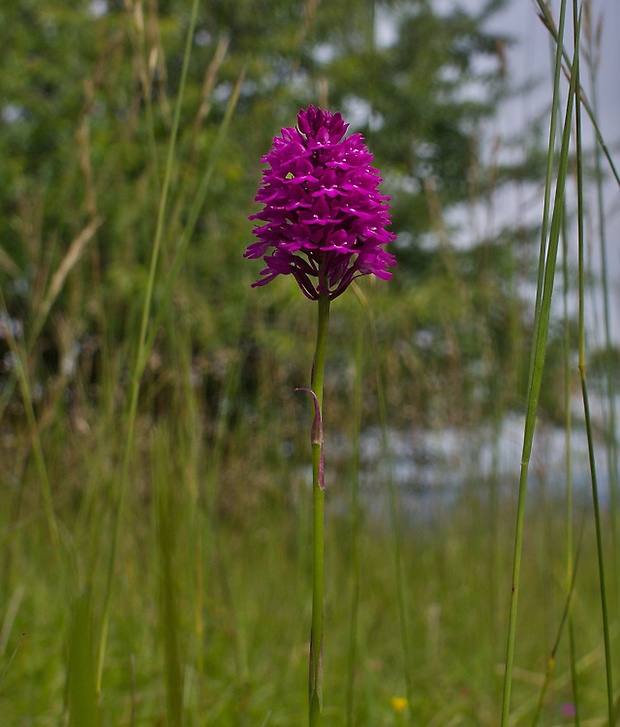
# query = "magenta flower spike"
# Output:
<box><xmin>245</xmin><ymin>105</ymin><xmax>396</xmax><ymax>300</ymax></box>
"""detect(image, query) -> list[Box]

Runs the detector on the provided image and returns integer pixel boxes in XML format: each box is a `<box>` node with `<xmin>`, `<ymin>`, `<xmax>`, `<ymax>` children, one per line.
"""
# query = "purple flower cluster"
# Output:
<box><xmin>245</xmin><ymin>106</ymin><xmax>396</xmax><ymax>300</ymax></box>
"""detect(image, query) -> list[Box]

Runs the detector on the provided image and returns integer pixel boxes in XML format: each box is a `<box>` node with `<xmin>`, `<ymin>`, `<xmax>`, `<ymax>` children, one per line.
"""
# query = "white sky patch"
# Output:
<box><xmin>89</xmin><ymin>0</ymin><xmax>108</xmax><ymax>18</ymax></box>
<box><xmin>374</xmin><ymin>6</ymin><xmax>399</xmax><ymax>48</ymax></box>
<box><xmin>455</xmin><ymin>0</ymin><xmax>620</xmax><ymax>343</ymax></box>
<box><xmin>1</xmin><ymin>104</ymin><xmax>25</xmax><ymax>124</ymax></box>
<box><xmin>312</xmin><ymin>42</ymin><xmax>337</xmax><ymax>65</ymax></box>
<box><xmin>342</xmin><ymin>95</ymin><xmax>385</xmax><ymax>132</ymax></box>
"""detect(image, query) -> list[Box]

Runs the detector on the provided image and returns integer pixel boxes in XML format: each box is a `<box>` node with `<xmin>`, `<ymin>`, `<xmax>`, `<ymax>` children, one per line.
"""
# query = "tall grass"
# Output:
<box><xmin>499</xmin><ymin>1</ymin><xmax>619</xmax><ymax>723</ymax></box>
<box><xmin>0</xmin><ymin>1</ymin><xmax>619</xmax><ymax>726</ymax></box>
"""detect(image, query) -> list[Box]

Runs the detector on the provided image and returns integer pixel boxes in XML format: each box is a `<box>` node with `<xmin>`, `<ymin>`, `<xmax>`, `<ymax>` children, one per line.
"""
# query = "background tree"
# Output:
<box><xmin>0</xmin><ymin>0</ymin><xmax>555</xmax><ymax>430</ymax></box>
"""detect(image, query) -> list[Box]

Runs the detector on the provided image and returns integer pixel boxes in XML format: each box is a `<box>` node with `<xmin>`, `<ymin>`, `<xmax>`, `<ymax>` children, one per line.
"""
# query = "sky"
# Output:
<box><xmin>490</xmin><ymin>0</ymin><xmax>619</xmax><ymax>143</ymax></box>
<box><xmin>378</xmin><ymin>0</ymin><xmax>619</xmax><ymax>344</ymax></box>
<box><xmin>484</xmin><ymin>0</ymin><xmax>620</xmax><ymax>345</ymax></box>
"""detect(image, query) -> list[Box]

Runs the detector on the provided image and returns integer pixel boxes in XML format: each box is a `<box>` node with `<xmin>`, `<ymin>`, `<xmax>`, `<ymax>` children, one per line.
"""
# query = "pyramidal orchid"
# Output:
<box><xmin>245</xmin><ymin>105</ymin><xmax>396</xmax><ymax>300</ymax></box>
<box><xmin>245</xmin><ymin>106</ymin><xmax>396</xmax><ymax>727</ymax></box>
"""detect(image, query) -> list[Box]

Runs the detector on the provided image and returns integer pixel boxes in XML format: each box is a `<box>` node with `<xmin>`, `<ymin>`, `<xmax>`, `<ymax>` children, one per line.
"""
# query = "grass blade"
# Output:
<box><xmin>353</xmin><ymin>283</ymin><xmax>414</xmax><ymax>720</ymax></box>
<box><xmin>572</xmin><ymin>1</ymin><xmax>615</xmax><ymax>718</ymax></box>
<box><xmin>67</xmin><ymin>590</ymin><xmax>101</xmax><ymax>727</ymax></box>
<box><xmin>95</xmin><ymin>0</ymin><xmax>202</xmax><ymax>694</ymax></box>
<box><xmin>500</xmin><ymin>5</ymin><xmax>579</xmax><ymax>722</ymax></box>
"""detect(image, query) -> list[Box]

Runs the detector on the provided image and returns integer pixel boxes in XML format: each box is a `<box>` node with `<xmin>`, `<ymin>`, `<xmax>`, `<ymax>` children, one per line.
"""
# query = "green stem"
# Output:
<box><xmin>345</xmin><ymin>317</ymin><xmax>363</xmax><ymax>727</ymax></box>
<box><xmin>586</xmin><ymin>0</ymin><xmax>620</xmax><ymax>604</ymax></box>
<box><xmin>573</xmin><ymin>2</ymin><xmax>614</xmax><ymax>719</ymax></box>
<box><xmin>500</xmin><ymin>6</ymin><xmax>577</xmax><ymax>722</ymax></box>
<box><xmin>95</xmin><ymin>0</ymin><xmax>201</xmax><ymax>695</ymax></box>
<box><xmin>353</xmin><ymin>283</ymin><xmax>413</xmax><ymax>716</ymax></box>
<box><xmin>309</xmin><ymin>294</ymin><xmax>330</xmax><ymax>727</ymax></box>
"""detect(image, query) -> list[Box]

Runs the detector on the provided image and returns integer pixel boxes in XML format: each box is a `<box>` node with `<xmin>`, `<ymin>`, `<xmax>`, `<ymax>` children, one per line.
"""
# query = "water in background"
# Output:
<box><xmin>320</xmin><ymin>397</ymin><xmax>619</xmax><ymax>523</ymax></box>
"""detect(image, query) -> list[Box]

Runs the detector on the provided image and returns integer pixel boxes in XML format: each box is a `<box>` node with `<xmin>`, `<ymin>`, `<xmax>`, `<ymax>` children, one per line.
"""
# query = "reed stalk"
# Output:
<box><xmin>500</xmin><ymin>3</ymin><xmax>578</xmax><ymax>721</ymax></box>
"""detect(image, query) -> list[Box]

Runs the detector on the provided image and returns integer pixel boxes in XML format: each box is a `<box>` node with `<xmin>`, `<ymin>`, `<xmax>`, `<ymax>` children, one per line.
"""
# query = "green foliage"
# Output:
<box><xmin>0</xmin><ymin>0</ymin><xmax>546</xmax><ymax>432</ymax></box>
<box><xmin>2</xmin><ymin>3</ymin><xmax>613</xmax><ymax>723</ymax></box>
<box><xmin>0</xmin><ymin>428</ymin><xmax>614</xmax><ymax>725</ymax></box>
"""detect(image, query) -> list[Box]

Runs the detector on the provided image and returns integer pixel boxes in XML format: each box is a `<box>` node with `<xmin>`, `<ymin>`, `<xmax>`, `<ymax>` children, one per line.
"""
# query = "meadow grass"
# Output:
<box><xmin>0</xmin><ymin>428</ymin><xmax>615</xmax><ymax>726</ymax></box>
<box><xmin>1</xmin><ymin>0</ymin><xmax>619</xmax><ymax>725</ymax></box>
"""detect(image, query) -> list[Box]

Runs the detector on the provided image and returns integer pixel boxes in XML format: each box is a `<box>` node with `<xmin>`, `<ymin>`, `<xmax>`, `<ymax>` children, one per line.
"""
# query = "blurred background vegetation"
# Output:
<box><xmin>0</xmin><ymin>0</ymin><xmax>561</xmax><ymax>435</ymax></box>
<box><xmin>1</xmin><ymin>0</ymin><xmax>618</xmax><ymax>725</ymax></box>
